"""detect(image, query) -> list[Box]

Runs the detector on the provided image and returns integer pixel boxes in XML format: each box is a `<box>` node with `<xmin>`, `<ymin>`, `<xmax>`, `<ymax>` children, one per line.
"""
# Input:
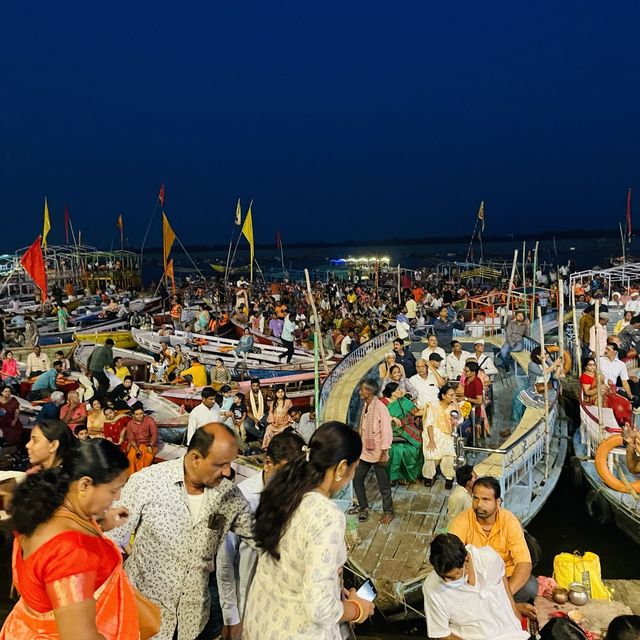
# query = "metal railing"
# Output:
<box><xmin>318</xmin><ymin>328</ymin><xmax>398</xmax><ymax>418</ymax></box>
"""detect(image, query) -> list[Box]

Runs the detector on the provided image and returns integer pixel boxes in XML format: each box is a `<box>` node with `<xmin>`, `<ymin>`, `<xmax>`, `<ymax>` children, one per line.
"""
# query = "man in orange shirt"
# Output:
<box><xmin>448</xmin><ymin>476</ymin><xmax>536</xmax><ymax>602</ymax></box>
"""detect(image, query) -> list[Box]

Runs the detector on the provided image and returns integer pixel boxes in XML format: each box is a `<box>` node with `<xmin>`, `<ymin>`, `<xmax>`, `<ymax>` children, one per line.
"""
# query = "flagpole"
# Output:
<box><xmin>174</xmin><ymin>235</ymin><xmax>206</xmax><ymax>279</ymax></box>
<box><xmin>465</xmin><ymin>217</ymin><xmax>480</xmax><ymax>263</ymax></box>
<box><xmin>279</xmin><ymin>235</ymin><xmax>287</xmax><ymax>278</ymax></box>
<box><xmin>230</xmin><ymin>199</ymin><xmax>252</xmax><ymax>275</ymax></box>
<box><xmin>140</xmin><ymin>193</ymin><xmax>161</xmax><ymax>274</ymax></box>
<box><xmin>223</xmin><ymin>228</ymin><xmax>235</xmax><ymax>285</ymax></box>
<box><xmin>0</xmin><ymin>263</ymin><xmax>21</xmax><ymax>298</ymax></box>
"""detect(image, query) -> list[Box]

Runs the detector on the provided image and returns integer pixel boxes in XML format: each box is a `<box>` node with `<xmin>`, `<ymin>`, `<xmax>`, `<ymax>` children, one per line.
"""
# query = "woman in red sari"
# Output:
<box><xmin>1</xmin><ymin>439</ymin><xmax>140</xmax><ymax>640</ymax></box>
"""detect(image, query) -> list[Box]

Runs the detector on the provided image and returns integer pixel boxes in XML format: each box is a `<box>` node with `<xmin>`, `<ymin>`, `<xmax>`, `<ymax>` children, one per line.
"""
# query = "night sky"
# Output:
<box><xmin>1</xmin><ymin>2</ymin><xmax>639</xmax><ymax>253</ymax></box>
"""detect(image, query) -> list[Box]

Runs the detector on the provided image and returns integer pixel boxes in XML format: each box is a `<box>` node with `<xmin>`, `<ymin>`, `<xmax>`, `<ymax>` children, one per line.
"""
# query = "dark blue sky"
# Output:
<box><xmin>1</xmin><ymin>2</ymin><xmax>639</xmax><ymax>252</ymax></box>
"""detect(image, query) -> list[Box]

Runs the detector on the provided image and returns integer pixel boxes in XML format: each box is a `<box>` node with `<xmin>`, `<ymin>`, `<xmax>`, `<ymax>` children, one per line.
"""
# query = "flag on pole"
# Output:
<box><xmin>42</xmin><ymin>198</ymin><xmax>51</xmax><ymax>249</ymax></box>
<box><xmin>78</xmin><ymin>230</ymin><xmax>82</xmax><ymax>246</ymax></box>
<box><xmin>276</xmin><ymin>229</ymin><xmax>282</xmax><ymax>250</ymax></box>
<box><xmin>234</xmin><ymin>198</ymin><xmax>242</xmax><ymax>225</ymax></box>
<box><xmin>158</xmin><ymin>184</ymin><xmax>165</xmax><ymax>207</ymax></box>
<box><xmin>166</xmin><ymin>258</ymin><xmax>176</xmax><ymax>293</ymax></box>
<box><xmin>64</xmin><ymin>207</ymin><xmax>70</xmax><ymax>244</ymax></box>
<box><xmin>242</xmin><ymin>203</ymin><xmax>254</xmax><ymax>280</ymax></box>
<box><xmin>21</xmin><ymin>236</ymin><xmax>47</xmax><ymax>298</ymax></box>
<box><xmin>163</xmin><ymin>212</ymin><xmax>176</xmax><ymax>270</ymax></box>
<box><xmin>117</xmin><ymin>215</ymin><xmax>124</xmax><ymax>244</ymax></box>
<box><xmin>627</xmin><ymin>188</ymin><xmax>632</xmax><ymax>243</ymax></box>
<box><xmin>477</xmin><ymin>201</ymin><xmax>485</xmax><ymax>232</ymax></box>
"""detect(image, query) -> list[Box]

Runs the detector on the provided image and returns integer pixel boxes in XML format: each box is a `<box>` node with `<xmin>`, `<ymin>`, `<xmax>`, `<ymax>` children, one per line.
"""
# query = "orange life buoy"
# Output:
<box><xmin>594</xmin><ymin>434</ymin><xmax>640</xmax><ymax>494</ymax></box>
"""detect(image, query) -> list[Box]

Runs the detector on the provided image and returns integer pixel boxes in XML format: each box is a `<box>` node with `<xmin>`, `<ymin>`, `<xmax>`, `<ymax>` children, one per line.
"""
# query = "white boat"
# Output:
<box><xmin>131</xmin><ymin>327</ymin><xmax>320</xmax><ymax>376</ymax></box>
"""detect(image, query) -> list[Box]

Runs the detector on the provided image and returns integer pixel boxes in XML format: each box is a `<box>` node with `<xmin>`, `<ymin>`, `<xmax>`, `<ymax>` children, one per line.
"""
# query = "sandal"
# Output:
<box><xmin>358</xmin><ymin>509</ymin><xmax>369</xmax><ymax>522</ymax></box>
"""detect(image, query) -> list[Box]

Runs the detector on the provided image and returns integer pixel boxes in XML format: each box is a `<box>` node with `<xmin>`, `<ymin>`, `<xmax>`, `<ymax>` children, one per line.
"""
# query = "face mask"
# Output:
<box><xmin>444</xmin><ymin>570</ymin><xmax>467</xmax><ymax>590</ymax></box>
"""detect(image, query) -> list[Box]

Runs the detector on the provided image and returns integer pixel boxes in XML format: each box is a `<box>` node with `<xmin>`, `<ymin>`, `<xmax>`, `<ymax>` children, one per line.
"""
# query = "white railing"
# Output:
<box><xmin>319</xmin><ymin>328</ymin><xmax>398</xmax><ymax>419</ymax></box>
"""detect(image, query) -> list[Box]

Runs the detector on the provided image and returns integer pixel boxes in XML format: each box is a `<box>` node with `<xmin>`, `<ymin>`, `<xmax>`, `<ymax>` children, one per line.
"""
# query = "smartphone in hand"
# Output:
<box><xmin>356</xmin><ymin>579</ymin><xmax>377</xmax><ymax>602</ymax></box>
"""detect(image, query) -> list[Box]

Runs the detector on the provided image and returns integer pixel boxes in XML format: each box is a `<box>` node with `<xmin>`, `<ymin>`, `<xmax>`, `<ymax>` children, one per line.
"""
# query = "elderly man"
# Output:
<box><xmin>449</xmin><ymin>476</ymin><xmax>536</xmax><ymax>602</ymax></box>
<box><xmin>421</xmin><ymin>334</ymin><xmax>446</xmax><ymax>374</ymax></box>
<box><xmin>107</xmin><ymin>423</ymin><xmax>253</xmax><ymax>640</ymax></box>
<box><xmin>410</xmin><ymin>356</ymin><xmax>446</xmax><ymax>410</ymax></box>
<box><xmin>35</xmin><ymin>390</ymin><xmax>66</xmax><ymax>423</ymax></box>
<box><xmin>352</xmin><ymin>379</ymin><xmax>394</xmax><ymax>524</ymax></box>
<box><xmin>498</xmin><ymin>310</ymin><xmax>530</xmax><ymax>373</ymax></box>
<box><xmin>423</xmin><ymin>533</ymin><xmax>530</xmax><ymax>640</ymax></box>
<box><xmin>625</xmin><ymin>291</ymin><xmax>640</xmax><ymax>314</ymax></box>
<box><xmin>59</xmin><ymin>390</ymin><xmax>87</xmax><ymax>430</ymax></box>
<box><xmin>600</xmin><ymin>343</ymin><xmax>636</xmax><ymax>403</ymax></box>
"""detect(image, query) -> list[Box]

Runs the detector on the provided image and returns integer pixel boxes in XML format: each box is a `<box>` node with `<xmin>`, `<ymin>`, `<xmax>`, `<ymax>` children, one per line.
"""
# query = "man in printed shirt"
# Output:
<box><xmin>352</xmin><ymin>379</ymin><xmax>394</xmax><ymax>524</ymax></box>
<box><xmin>107</xmin><ymin>423</ymin><xmax>254</xmax><ymax>640</ymax></box>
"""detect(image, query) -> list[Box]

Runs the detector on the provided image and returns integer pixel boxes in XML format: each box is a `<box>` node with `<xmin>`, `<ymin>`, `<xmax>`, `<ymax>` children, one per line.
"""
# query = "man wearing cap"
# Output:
<box><xmin>473</xmin><ymin>340</ymin><xmax>498</xmax><ymax>377</ymax></box>
<box><xmin>625</xmin><ymin>291</ymin><xmax>640</xmax><ymax>314</ymax></box>
<box><xmin>409</xmin><ymin>357</ymin><xmax>446</xmax><ymax>410</ymax></box>
<box><xmin>588</xmin><ymin>312</ymin><xmax>609</xmax><ymax>358</ymax></box>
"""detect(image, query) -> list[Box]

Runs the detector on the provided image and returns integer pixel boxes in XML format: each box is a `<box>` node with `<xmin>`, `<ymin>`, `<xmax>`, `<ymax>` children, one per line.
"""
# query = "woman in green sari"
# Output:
<box><xmin>381</xmin><ymin>382</ymin><xmax>423</xmax><ymax>484</ymax></box>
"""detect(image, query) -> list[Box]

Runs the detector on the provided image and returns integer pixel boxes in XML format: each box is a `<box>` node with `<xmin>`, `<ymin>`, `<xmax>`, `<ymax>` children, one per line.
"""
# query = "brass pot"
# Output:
<box><xmin>552</xmin><ymin>587</ymin><xmax>569</xmax><ymax>604</ymax></box>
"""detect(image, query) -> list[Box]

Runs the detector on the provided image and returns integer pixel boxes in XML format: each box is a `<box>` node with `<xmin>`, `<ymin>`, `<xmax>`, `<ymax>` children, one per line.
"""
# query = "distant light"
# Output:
<box><xmin>570</xmin><ymin>247</ymin><xmax>575</xmax><ymax>251</ymax></box>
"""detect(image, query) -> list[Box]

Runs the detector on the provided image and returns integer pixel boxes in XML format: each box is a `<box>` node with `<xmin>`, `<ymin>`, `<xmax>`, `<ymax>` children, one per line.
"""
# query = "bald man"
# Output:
<box><xmin>107</xmin><ymin>423</ymin><xmax>253</xmax><ymax>640</ymax></box>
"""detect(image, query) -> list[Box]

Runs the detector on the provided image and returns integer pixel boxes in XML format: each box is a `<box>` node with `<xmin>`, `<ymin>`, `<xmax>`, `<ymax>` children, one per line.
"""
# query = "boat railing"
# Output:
<box><xmin>461</xmin><ymin>398</ymin><xmax>559</xmax><ymax>500</ymax></box>
<box><xmin>318</xmin><ymin>328</ymin><xmax>398</xmax><ymax>417</ymax></box>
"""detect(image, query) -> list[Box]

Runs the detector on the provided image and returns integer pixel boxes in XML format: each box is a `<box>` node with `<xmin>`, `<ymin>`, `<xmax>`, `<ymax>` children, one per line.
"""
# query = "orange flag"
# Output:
<box><xmin>162</xmin><ymin>212</ymin><xmax>176</xmax><ymax>269</ymax></box>
<box><xmin>166</xmin><ymin>258</ymin><xmax>176</xmax><ymax>293</ymax></box>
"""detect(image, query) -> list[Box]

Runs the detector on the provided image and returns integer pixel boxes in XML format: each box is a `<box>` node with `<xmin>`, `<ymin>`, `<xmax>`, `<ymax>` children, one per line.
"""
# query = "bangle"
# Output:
<box><xmin>355</xmin><ymin>603</ymin><xmax>369</xmax><ymax>624</ymax></box>
<box><xmin>349</xmin><ymin>599</ymin><xmax>362</xmax><ymax>623</ymax></box>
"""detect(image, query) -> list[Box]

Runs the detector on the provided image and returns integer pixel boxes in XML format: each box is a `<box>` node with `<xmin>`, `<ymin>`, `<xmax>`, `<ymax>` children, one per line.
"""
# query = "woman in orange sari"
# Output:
<box><xmin>1</xmin><ymin>439</ymin><xmax>140</xmax><ymax>640</ymax></box>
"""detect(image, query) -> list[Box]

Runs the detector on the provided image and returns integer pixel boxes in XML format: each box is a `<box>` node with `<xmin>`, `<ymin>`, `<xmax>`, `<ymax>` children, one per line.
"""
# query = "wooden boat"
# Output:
<box><xmin>574</xmin><ymin>391</ymin><xmax>640</xmax><ymax>543</ymax></box>
<box><xmin>153</xmin><ymin>371</ymin><xmax>318</xmax><ymax>411</ymax></box>
<box><xmin>131</xmin><ymin>327</ymin><xmax>320</xmax><ymax>377</ymax></box>
<box><xmin>73</xmin><ymin>343</ymin><xmax>155</xmax><ymax>382</ymax></box>
<box><xmin>74</xmin><ymin>329</ymin><xmax>136</xmax><ymax>349</ymax></box>
<box><xmin>315</xmin><ymin>331</ymin><xmax>567</xmax><ymax>613</ymax></box>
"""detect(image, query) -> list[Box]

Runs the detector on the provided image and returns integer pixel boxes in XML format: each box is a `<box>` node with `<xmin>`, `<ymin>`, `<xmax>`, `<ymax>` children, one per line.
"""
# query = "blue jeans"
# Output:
<box><xmin>499</xmin><ymin>342</ymin><xmax>524</xmax><ymax>370</ymax></box>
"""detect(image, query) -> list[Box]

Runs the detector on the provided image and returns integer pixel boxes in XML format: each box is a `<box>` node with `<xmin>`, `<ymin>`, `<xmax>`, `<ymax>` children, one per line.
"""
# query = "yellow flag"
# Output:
<box><xmin>42</xmin><ymin>197</ymin><xmax>51</xmax><ymax>249</ymax></box>
<box><xmin>477</xmin><ymin>200</ymin><xmax>485</xmax><ymax>232</ymax></box>
<box><xmin>234</xmin><ymin>198</ymin><xmax>242</xmax><ymax>225</ymax></box>
<box><xmin>242</xmin><ymin>203</ymin><xmax>254</xmax><ymax>280</ymax></box>
<box><xmin>166</xmin><ymin>258</ymin><xmax>176</xmax><ymax>293</ymax></box>
<box><xmin>162</xmin><ymin>212</ymin><xmax>176</xmax><ymax>269</ymax></box>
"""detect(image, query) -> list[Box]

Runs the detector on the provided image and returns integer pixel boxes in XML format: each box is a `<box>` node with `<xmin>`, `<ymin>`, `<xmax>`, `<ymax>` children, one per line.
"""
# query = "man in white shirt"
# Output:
<box><xmin>187</xmin><ymin>387</ymin><xmax>222</xmax><ymax>443</ymax></box>
<box><xmin>340</xmin><ymin>329</ymin><xmax>354</xmax><ymax>355</ymax></box>
<box><xmin>421</xmin><ymin>334</ymin><xmax>446</xmax><ymax>367</ymax></box>
<box><xmin>600</xmin><ymin>343</ymin><xmax>635</xmax><ymax>401</ymax></box>
<box><xmin>410</xmin><ymin>356</ymin><xmax>445</xmax><ymax>410</ymax></box>
<box><xmin>216</xmin><ymin>429</ymin><xmax>305</xmax><ymax>640</ymax></box>
<box><xmin>445</xmin><ymin>340</ymin><xmax>472</xmax><ymax>380</ymax></box>
<box><xmin>423</xmin><ymin>534</ymin><xmax>529</xmax><ymax>640</ymax></box>
<box><xmin>625</xmin><ymin>291</ymin><xmax>640</xmax><ymax>314</ymax></box>
<box><xmin>473</xmin><ymin>340</ymin><xmax>498</xmax><ymax>378</ymax></box>
<box><xmin>26</xmin><ymin>345</ymin><xmax>50</xmax><ymax>377</ymax></box>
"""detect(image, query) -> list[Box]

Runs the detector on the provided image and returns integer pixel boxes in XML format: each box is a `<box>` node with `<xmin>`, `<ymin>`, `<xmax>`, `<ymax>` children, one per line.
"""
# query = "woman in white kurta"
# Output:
<box><xmin>243</xmin><ymin>422</ymin><xmax>375</xmax><ymax>640</ymax></box>
<box><xmin>422</xmin><ymin>382</ymin><xmax>459</xmax><ymax>487</ymax></box>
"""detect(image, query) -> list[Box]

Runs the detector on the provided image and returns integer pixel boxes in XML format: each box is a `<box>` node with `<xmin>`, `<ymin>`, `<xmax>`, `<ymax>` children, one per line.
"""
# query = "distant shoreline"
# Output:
<box><xmin>136</xmin><ymin>228</ymin><xmax>626</xmax><ymax>253</ymax></box>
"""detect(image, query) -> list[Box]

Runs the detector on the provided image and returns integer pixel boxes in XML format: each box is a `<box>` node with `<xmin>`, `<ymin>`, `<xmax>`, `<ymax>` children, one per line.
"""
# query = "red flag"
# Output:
<box><xmin>158</xmin><ymin>184</ymin><xmax>165</xmax><ymax>207</ymax></box>
<box><xmin>627</xmin><ymin>188</ymin><xmax>632</xmax><ymax>242</ymax></box>
<box><xmin>64</xmin><ymin>207</ymin><xmax>70</xmax><ymax>244</ymax></box>
<box><xmin>276</xmin><ymin>229</ymin><xmax>281</xmax><ymax>249</ymax></box>
<box><xmin>21</xmin><ymin>236</ymin><xmax>47</xmax><ymax>298</ymax></box>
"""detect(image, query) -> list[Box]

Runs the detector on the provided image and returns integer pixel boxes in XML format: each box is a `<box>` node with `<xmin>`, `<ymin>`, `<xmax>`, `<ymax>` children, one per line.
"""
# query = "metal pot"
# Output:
<box><xmin>568</xmin><ymin>582</ymin><xmax>589</xmax><ymax>606</ymax></box>
<box><xmin>552</xmin><ymin>587</ymin><xmax>569</xmax><ymax>604</ymax></box>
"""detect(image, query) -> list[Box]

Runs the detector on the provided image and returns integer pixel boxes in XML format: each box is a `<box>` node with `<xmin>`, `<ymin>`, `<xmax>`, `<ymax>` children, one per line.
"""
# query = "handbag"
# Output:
<box><xmin>133</xmin><ymin>588</ymin><xmax>161</xmax><ymax>640</ymax></box>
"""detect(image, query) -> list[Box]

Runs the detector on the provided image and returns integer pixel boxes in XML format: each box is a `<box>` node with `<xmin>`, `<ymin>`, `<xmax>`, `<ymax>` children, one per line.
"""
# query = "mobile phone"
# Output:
<box><xmin>356</xmin><ymin>578</ymin><xmax>377</xmax><ymax>602</ymax></box>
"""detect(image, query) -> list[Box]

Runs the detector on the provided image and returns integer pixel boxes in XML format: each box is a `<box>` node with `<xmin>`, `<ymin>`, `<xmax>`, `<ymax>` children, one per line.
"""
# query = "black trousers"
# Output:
<box><xmin>91</xmin><ymin>370</ymin><xmax>110</xmax><ymax>399</ymax></box>
<box><xmin>281</xmin><ymin>338</ymin><xmax>295</xmax><ymax>363</ymax></box>
<box><xmin>353</xmin><ymin>459</ymin><xmax>394</xmax><ymax>514</ymax></box>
